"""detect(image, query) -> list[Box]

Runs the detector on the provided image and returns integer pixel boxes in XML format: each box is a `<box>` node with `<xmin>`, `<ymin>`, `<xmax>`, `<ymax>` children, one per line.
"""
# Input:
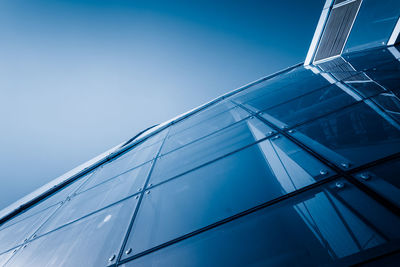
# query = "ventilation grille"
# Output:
<box><xmin>314</xmin><ymin>0</ymin><xmax>361</xmax><ymax>62</ymax></box>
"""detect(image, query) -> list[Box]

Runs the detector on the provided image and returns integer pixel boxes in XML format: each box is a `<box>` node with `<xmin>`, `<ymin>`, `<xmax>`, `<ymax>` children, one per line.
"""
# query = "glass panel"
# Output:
<box><xmin>5</xmin><ymin>197</ymin><xmax>137</xmax><ymax>267</ymax></box>
<box><xmin>354</xmin><ymin>158</ymin><xmax>400</xmax><ymax>207</ymax></box>
<box><xmin>344</xmin><ymin>46</ymin><xmax>400</xmax><ymax>93</ymax></box>
<box><xmin>36</xmin><ymin>163</ymin><xmax>151</xmax><ymax>236</ymax></box>
<box><xmin>0</xmin><ymin>205</ymin><xmax>58</xmax><ymax>253</ymax></box>
<box><xmin>78</xmin><ymin>160</ymin><xmax>151</xmax><ymax>193</ymax></box>
<box><xmin>167</xmin><ymin>101</ymin><xmax>237</xmax><ymax>136</ymax></box>
<box><xmin>347</xmin><ymin>81</ymin><xmax>386</xmax><ymax>98</ymax></box>
<box><xmin>372</xmin><ymin>93</ymin><xmax>400</xmax><ymax>123</ymax></box>
<box><xmin>0</xmin><ymin>249</ymin><xmax>15</xmax><ymax>266</ymax></box>
<box><xmin>291</xmin><ymin>102</ymin><xmax>400</xmax><ymax>169</ymax></box>
<box><xmin>162</xmin><ymin>107</ymin><xmax>249</xmax><ymax>154</ymax></box>
<box><xmin>344</xmin><ymin>0</ymin><xmax>400</xmax><ymax>52</ymax></box>
<box><xmin>80</xmin><ymin>135</ymin><xmax>163</xmax><ymax>190</ymax></box>
<box><xmin>260</xmin><ymin>84</ymin><xmax>357</xmax><ymax>128</ymax></box>
<box><xmin>122</xmin><ymin>137</ymin><xmax>332</xmax><ymax>258</ymax></box>
<box><xmin>150</xmin><ymin>117</ymin><xmax>274</xmax><ymax>185</ymax></box>
<box><xmin>121</xmin><ymin>179</ymin><xmax>400</xmax><ymax>267</ymax></box>
<box><xmin>0</xmin><ymin>172</ymin><xmax>93</xmax><ymax>231</ymax></box>
<box><xmin>232</xmin><ymin>66</ymin><xmax>330</xmax><ymax>113</ymax></box>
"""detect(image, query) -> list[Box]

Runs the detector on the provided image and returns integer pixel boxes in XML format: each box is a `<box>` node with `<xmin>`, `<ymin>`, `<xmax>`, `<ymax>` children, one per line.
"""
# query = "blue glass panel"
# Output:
<box><xmin>372</xmin><ymin>93</ymin><xmax>400</xmax><ymax>123</ymax></box>
<box><xmin>122</xmin><ymin>136</ymin><xmax>331</xmax><ymax>258</ymax></box>
<box><xmin>347</xmin><ymin>81</ymin><xmax>386</xmax><ymax>98</ymax></box>
<box><xmin>36</xmin><ymin>163</ymin><xmax>150</xmax><ymax>236</ymax></box>
<box><xmin>167</xmin><ymin>101</ymin><xmax>237</xmax><ymax>136</ymax></box>
<box><xmin>78</xmin><ymin>160</ymin><xmax>151</xmax><ymax>193</ymax></box>
<box><xmin>232</xmin><ymin>66</ymin><xmax>330</xmax><ymax>113</ymax></box>
<box><xmin>80</xmin><ymin>134</ymin><xmax>164</xmax><ymax>189</ymax></box>
<box><xmin>344</xmin><ymin>0</ymin><xmax>400</xmax><ymax>52</ymax></box>
<box><xmin>291</xmin><ymin>102</ymin><xmax>400</xmax><ymax>169</ymax></box>
<box><xmin>260</xmin><ymin>84</ymin><xmax>357</xmax><ymax>128</ymax></box>
<box><xmin>121</xmin><ymin>179</ymin><xmax>400</xmax><ymax>267</ymax></box>
<box><xmin>149</xmin><ymin>117</ymin><xmax>274</xmax><ymax>185</ymax></box>
<box><xmin>0</xmin><ymin>205</ymin><xmax>58</xmax><ymax>253</ymax></box>
<box><xmin>0</xmin><ymin>172</ymin><xmax>93</xmax><ymax>231</ymax></box>
<box><xmin>162</xmin><ymin>106</ymin><xmax>249</xmax><ymax>154</ymax></box>
<box><xmin>5</xmin><ymin>197</ymin><xmax>137</xmax><ymax>267</ymax></box>
<box><xmin>354</xmin><ymin>158</ymin><xmax>400</xmax><ymax>207</ymax></box>
<box><xmin>0</xmin><ymin>249</ymin><xmax>15</xmax><ymax>266</ymax></box>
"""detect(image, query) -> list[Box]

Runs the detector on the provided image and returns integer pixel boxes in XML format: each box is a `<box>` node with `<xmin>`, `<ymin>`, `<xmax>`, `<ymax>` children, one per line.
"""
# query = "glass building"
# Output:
<box><xmin>1</xmin><ymin>0</ymin><xmax>400</xmax><ymax>266</ymax></box>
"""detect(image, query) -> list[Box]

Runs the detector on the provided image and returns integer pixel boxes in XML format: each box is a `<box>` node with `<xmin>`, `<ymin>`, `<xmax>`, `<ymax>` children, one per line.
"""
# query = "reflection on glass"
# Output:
<box><xmin>5</xmin><ymin>198</ymin><xmax>137</xmax><ymax>267</ymax></box>
<box><xmin>355</xmin><ymin>158</ymin><xmax>400</xmax><ymax>207</ymax></box>
<box><xmin>344</xmin><ymin>0</ymin><xmax>400</xmax><ymax>52</ymax></box>
<box><xmin>232</xmin><ymin>66</ymin><xmax>330</xmax><ymax>113</ymax></box>
<box><xmin>81</xmin><ymin>135</ymin><xmax>163</xmax><ymax>189</ymax></box>
<box><xmin>162</xmin><ymin>106</ymin><xmax>249</xmax><ymax>154</ymax></box>
<box><xmin>150</xmin><ymin>117</ymin><xmax>274</xmax><ymax>185</ymax></box>
<box><xmin>0</xmin><ymin>205</ymin><xmax>58</xmax><ymax>253</ymax></box>
<box><xmin>123</xmin><ymin>136</ymin><xmax>331</xmax><ymax>258</ymax></box>
<box><xmin>167</xmin><ymin>101</ymin><xmax>237</xmax><ymax>136</ymax></box>
<box><xmin>37</xmin><ymin>163</ymin><xmax>151</xmax><ymax>236</ymax></box>
<box><xmin>0</xmin><ymin>249</ymin><xmax>15</xmax><ymax>266</ymax></box>
<box><xmin>121</xmin><ymin>179</ymin><xmax>400</xmax><ymax>267</ymax></box>
<box><xmin>291</xmin><ymin>102</ymin><xmax>400</xmax><ymax>169</ymax></box>
<box><xmin>0</xmin><ymin>172</ymin><xmax>93</xmax><ymax>231</ymax></box>
<box><xmin>260</xmin><ymin>84</ymin><xmax>356</xmax><ymax>128</ymax></box>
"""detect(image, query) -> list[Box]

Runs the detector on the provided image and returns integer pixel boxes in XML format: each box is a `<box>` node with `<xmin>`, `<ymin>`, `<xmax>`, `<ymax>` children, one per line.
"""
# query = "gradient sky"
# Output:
<box><xmin>0</xmin><ymin>0</ymin><xmax>324</xmax><ymax>210</ymax></box>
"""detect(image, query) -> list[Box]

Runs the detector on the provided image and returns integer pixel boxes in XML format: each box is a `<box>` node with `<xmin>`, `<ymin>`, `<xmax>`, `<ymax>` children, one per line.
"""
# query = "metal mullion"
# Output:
<box><xmin>237</xmin><ymin>103</ymin><xmax>400</xmax><ymax>217</ymax></box>
<box><xmin>114</xmin><ymin>127</ymin><xmax>170</xmax><ymax>266</ymax></box>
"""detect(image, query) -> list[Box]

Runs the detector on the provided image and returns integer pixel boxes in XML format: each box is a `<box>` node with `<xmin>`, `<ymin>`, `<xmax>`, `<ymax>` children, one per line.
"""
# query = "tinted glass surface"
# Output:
<box><xmin>0</xmin><ymin>249</ymin><xmax>15</xmax><ymax>266</ymax></box>
<box><xmin>291</xmin><ymin>101</ymin><xmax>400</xmax><ymax>169</ymax></box>
<box><xmin>0</xmin><ymin>172</ymin><xmax>93</xmax><ymax>231</ymax></box>
<box><xmin>168</xmin><ymin>101</ymin><xmax>236</xmax><ymax>136</ymax></box>
<box><xmin>150</xmin><ymin>117</ymin><xmax>274</xmax><ymax>185</ymax></box>
<box><xmin>162</xmin><ymin>106</ymin><xmax>249</xmax><ymax>154</ymax></box>
<box><xmin>36</xmin><ymin>163</ymin><xmax>151</xmax><ymax>236</ymax></box>
<box><xmin>260</xmin><ymin>84</ymin><xmax>357</xmax><ymax>128</ymax></box>
<box><xmin>82</xmin><ymin>136</ymin><xmax>163</xmax><ymax>188</ymax></box>
<box><xmin>121</xmin><ymin>179</ymin><xmax>400</xmax><ymax>267</ymax></box>
<box><xmin>4</xmin><ymin>198</ymin><xmax>137</xmax><ymax>267</ymax></box>
<box><xmin>345</xmin><ymin>0</ymin><xmax>400</xmax><ymax>52</ymax></box>
<box><xmin>354</xmin><ymin>158</ymin><xmax>400</xmax><ymax>207</ymax></box>
<box><xmin>0</xmin><ymin>205</ymin><xmax>58</xmax><ymax>253</ymax></box>
<box><xmin>123</xmin><ymin>137</ymin><xmax>331</xmax><ymax>258</ymax></box>
<box><xmin>232</xmin><ymin>66</ymin><xmax>330</xmax><ymax>113</ymax></box>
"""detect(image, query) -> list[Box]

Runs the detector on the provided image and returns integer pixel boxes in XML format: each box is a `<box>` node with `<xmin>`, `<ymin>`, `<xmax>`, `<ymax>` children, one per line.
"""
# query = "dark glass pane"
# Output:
<box><xmin>372</xmin><ymin>93</ymin><xmax>400</xmax><ymax>123</ymax></box>
<box><xmin>150</xmin><ymin>117</ymin><xmax>274</xmax><ymax>185</ymax></box>
<box><xmin>162</xmin><ymin>106</ymin><xmax>249</xmax><ymax>154</ymax></box>
<box><xmin>0</xmin><ymin>205</ymin><xmax>58</xmax><ymax>253</ymax></box>
<box><xmin>354</xmin><ymin>158</ymin><xmax>400</xmax><ymax>207</ymax></box>
<box><xmin>291</xmin><ymin>102</ymin><xmax>400</xmax><ymax>169</ymax></box>
<box><xmin>121</xmin><ymin>179</ymin><xmax>400</xmax><ymax>267</ymax></box>
<box><xmin>232</xmin><ymin>66</ymin><xmax>330</xmax><ymax>113</ymax></box>
<box><xmin>5</xmin><ymin>198</ymin><xmax>137</xmax><ymax>267</ymax></box>
<box><xmin>260</xmin><ymin>84</ymin><xmax>357</xmax><ymax>128</ymax></box>
<box><xmin>343</xmin><ymin>47</ymin><xmax>400</xmax><ymax>92</ymax></box>
<box><xmin>347</xmin><ymin>81</ymin><xmax>386</xmax><ymax>98</ymax></box>
<box><xmin>36</xmin><ymin>163</ymin><xmax>151</xmax><ymax>236</ymax></box>
<box><xmin>344</xmin><ymin>0</ymin><xmax>400</xmax><ymax>52</ymax></box>
<box><xmin>122</xmin><ymin>137</ymin><xmax>331</xmax><ymax>258</ymax></box>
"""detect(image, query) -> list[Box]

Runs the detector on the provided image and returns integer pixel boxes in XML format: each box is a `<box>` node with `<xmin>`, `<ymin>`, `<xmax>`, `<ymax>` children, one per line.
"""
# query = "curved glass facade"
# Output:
<box><xmin>0</xmin><ymin>1</ymin><xmax>400</xmax><ymax>266</ymax></box>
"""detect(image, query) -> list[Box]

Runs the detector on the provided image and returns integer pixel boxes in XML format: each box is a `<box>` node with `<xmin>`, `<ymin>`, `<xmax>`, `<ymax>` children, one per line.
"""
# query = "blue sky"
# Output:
<box><xmin>0</xmin><ymin>0</ymin><xmax>324</xmax><ymax>210</ymax></box>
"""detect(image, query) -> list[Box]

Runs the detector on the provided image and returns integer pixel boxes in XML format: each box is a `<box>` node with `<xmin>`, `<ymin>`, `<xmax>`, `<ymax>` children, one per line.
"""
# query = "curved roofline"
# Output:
<box><xmin>0</xmin><ymin>62</ymin><xmax>302</xmax><ymax>224</ymax></box>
